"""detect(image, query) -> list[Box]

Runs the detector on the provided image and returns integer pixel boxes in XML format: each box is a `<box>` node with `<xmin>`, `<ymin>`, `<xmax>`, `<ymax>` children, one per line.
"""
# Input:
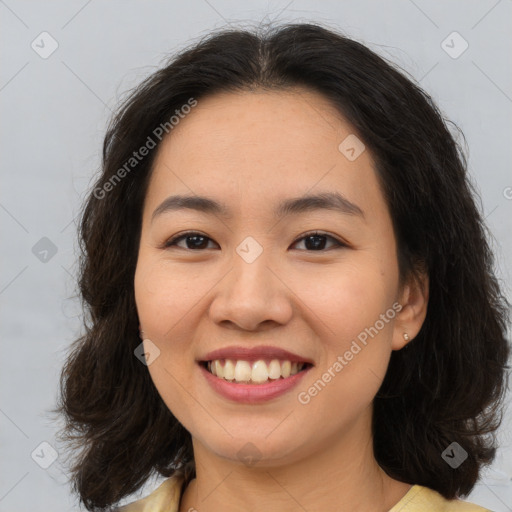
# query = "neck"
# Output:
<box><xmin>178</xmin><ymin>408</ymin><xmax>411</xmax><ymax>512</ymax></box>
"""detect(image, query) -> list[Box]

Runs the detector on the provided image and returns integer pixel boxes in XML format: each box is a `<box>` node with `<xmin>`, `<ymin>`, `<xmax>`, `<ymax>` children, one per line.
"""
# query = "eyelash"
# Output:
<box><xmin>162</xmin><ymin>230</ymin><xmax>347</xmax><ymax>251</ymax></box>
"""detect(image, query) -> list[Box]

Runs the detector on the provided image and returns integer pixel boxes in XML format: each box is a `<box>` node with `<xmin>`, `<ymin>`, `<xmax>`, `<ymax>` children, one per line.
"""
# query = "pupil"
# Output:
<box><xmin>187</xmin><ymin>235</ymin><xmax>207</xmax><ymax>249</ymax></box>
<box><xmin>306</xmin><ymin>235</ymin><xmax>325</xmax><ymax>250</ymax></box>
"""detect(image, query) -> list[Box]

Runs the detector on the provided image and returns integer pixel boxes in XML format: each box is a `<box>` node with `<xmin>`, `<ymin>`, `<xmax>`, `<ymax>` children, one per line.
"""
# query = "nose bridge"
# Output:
<box><xmin>209</xmin><ymin>237</ymin><xmax>292</xmax><ymax>329</ymax></box>
<box><xmin>229</xmin><ymin>237</ymin><xmax>275</xmax><ymax>306</ymax></box>
<box><xmin>233</xmin><ymin>238</ymin><xmax>271</xmax><ymax>295</ymax></box>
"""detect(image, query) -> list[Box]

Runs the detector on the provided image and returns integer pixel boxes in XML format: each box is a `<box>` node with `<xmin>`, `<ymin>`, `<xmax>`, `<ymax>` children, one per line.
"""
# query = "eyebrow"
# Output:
<box><xmin>151</xmin><ymin>191</ymin><xmax>364</xmax><ymax>223</ymax></box>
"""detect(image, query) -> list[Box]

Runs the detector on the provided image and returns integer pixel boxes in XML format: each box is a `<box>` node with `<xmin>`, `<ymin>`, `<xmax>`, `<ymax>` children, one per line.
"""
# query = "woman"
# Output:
<box><xmin>54</xmin><ymin>22</ymin><xmax>510</xmax><ymax>511</ymax></box>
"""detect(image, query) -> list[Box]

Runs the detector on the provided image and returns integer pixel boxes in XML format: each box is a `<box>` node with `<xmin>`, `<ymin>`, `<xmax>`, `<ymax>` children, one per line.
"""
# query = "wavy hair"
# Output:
<box><xmin>52</xmin><ymin>22</ymin><xmax>510</xmax><ymax>510</ymax></box>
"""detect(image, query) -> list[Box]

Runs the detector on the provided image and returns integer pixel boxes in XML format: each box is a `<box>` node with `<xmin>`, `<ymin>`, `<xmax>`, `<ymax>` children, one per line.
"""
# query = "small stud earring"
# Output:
<box><xmin>403</xmin><ymin>333</ymin><xmax>410</xmax><ymax>341</ymax></box>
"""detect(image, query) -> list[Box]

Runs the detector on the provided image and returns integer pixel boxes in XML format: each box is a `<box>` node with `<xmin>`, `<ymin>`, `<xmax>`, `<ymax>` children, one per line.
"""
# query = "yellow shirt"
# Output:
<box><xmin>117</xmin><ymin>472</ymin><xmax>493</xmax><ymax>511</ymax></box>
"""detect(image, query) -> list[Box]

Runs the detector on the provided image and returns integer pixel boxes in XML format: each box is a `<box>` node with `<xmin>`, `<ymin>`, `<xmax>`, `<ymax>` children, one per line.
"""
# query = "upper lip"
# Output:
<box><xmin>198</xmin><ymin>345</ymin><xmax>314</xmax><ymax>365</ymax></box>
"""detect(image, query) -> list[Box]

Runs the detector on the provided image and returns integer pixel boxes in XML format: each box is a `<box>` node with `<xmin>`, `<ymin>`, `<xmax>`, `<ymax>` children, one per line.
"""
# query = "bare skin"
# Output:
<box><xmin>134</xmin><ymin>87</ymin><xmax>428</xmax><ymax>512</ymax></box>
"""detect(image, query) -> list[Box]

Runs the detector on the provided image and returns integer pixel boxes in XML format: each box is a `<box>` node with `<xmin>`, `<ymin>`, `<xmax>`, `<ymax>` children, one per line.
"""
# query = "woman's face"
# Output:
<box><xmin>134</xmin><ymin>88</ymin><xmax>421</xmax><ymax>467</ymax></box>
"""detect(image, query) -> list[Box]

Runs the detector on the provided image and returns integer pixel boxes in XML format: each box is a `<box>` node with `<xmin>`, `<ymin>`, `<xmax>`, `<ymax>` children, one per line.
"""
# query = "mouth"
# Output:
<box><xmin>198</xmin><ymin>359</ymin><xmax>314</xmax><ymax>385</ymax></box>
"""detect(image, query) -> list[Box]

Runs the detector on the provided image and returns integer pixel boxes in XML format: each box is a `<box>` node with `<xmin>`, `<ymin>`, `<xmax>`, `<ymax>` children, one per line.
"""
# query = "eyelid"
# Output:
<box><xmin>291</xmin><ymin>230</ymin><xmax>347</xmax><ymax>250</ymax></box>
<box><xmin>162</xmin><ymin>230</ymin><xmax>217</xmax><ymax>250</ymax></box>
<box><xmin>162</xmin><ymin>230</ymin><xmax>348</xmax><ymax>251</ymax></box>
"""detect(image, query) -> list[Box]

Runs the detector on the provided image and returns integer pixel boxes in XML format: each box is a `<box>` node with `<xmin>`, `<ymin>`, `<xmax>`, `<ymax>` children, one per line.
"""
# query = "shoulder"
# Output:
<box><xmin>389</xmin><ymin>485</ymin><xmax>494</xmax><ymax>512</ymax></box>
<box><xmin>111</xmin><ymin>479</ymin><xmax>493</xmax><ymax>512</ymax></box>
<box><xmin>114</xmin><ymin>472</ymin><xmax>185</xmax><ymax>512</ymax></box>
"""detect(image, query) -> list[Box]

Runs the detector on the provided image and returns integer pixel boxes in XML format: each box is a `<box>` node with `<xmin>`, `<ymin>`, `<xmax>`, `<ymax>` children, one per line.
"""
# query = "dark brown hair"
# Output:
<box><xmin>52</xmin><ymin>22</ymin><xmax>510</xmax><ymax>510</ymax></box>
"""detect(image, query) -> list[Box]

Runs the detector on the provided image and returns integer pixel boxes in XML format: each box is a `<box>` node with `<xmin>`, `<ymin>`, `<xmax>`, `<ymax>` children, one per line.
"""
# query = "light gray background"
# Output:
<box><xmin>1</xmin><ymin>1</ymin><xmax>511</xmax><ymax>511</ymax></box>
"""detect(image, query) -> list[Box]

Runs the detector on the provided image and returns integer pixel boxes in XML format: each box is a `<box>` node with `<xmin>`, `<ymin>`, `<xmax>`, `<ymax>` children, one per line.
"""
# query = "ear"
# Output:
<box><xmin>392</xmin><ymin>270</ymin><xmax>429</xmax><ymax>350</ymax></box>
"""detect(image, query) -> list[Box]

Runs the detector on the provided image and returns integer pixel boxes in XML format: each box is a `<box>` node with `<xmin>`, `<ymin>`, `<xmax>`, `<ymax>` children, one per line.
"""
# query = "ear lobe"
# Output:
<box><xmin>392</xmin><ymin>272</ymin><xmax>429</xmax><ymax>351</ymax></box>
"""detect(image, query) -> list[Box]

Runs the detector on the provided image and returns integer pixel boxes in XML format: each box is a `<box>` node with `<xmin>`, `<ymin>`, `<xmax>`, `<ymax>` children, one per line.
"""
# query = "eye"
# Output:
<box><xmin>290</xmin><ymin>231</ymin><xmax>346</xmax><ymax>251</ymax></box>
<box><xmin>163</xmin><ymin>231</ymin><xmax>218</xmax><ymax>250</ymax></box>
<box><xmin>163</xmin><ymin>230</ymin><xmax>346</xmax><ymax>251</ymax></box>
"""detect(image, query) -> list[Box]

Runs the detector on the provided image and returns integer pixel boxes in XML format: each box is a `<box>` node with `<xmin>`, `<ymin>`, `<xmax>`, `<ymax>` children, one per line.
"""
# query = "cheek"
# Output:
<box><xmin>293</xmin><ymin>258</ymin><xmax>397</xmax><ymax>407</ymax></box>
<box><xmin>134</xmin><ymin>256</ymin><xmax>203</xmax><ymax>393</ymax></box>
<box><xmin>134</xmin><ymin>256</ymin><xmax>201</xmax><ymax>420</ymax></box>
<box><xmin>296</xmin><ymin>258</ymin><xmax>395</xmax><ymax>346</ymax></box>
<box><xmin>295</xmin><ymin>270</ymin><xmax>395</xmax><ymax>427</ymax></box>
<box><xmin>134</xmin><ymin>255</ymin><xmax>213</xmax><ymax>337</ymax></box>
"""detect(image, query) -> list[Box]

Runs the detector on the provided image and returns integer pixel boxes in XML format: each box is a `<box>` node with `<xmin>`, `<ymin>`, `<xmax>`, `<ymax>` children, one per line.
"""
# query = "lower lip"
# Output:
<box><xmin>198</xmin><ymin>363</ymin><xmax>312</xmax><ymax>404</ymax></box>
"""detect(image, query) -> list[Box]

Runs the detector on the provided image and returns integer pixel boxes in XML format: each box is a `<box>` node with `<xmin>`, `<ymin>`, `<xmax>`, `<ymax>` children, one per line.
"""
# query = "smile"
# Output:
<box><xmin>202</xmin><ymin>359</ymin><xmax>312</xmax><ymax>385</ymax></box>
<box><xmin>198</xmin><ymin>359</ymin><xmax>313</xmax><ymax>404</ymax></box>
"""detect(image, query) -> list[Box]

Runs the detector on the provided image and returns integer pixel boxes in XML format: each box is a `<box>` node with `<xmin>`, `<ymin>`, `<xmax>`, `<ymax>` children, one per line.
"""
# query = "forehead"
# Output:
<box><xmin>146</xmin><ymin>88</ymin><xmax>385</xmax><ymax>220</ymax></box>
<box><xmin>162</xmin><ymin>88</ymin><xmax>352</xmax><ymax>157</ymax></box>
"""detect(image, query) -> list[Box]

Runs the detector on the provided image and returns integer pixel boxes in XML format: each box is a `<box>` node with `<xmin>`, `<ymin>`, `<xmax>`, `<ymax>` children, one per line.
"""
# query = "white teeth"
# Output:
<box><xmin>206</xmin><ymin>359</ymin><xmax>306</xmax><ymax>384</ymax></box>
<box><xmin>281</xmin><ymin>360</ymin><xmax>291</xmax><ymax>378</ymax></box>
<box><xmin>223</xmin><ymin>359</ymin><xmax>235</xmax><ymax>380</ymax></box>
<box><xmin>234</xmin><ymin>360</ymin><xmax>252</xmax><ymax>382</ymax></box>
<box><xmin>268</xmin><ymin>359</ymin><xmax>281</xmax><ymax>379</ymax></box>
<box><xmin>214</xmin><ymin>360</ymin><xmax>223</xmax><ymax>378</ymax></box>
<box><xmin>251</xmin><ymin>360</ymin><xmax>269</xmax><ymax>383</ymax></box>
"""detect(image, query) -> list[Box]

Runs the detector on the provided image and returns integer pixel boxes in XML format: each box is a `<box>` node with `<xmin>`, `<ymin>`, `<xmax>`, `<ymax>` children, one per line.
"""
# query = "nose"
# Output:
<box><xmin>208</xmin><ymin>248</ymin><xmax>293</xmax><ymax>331</ymax></box>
